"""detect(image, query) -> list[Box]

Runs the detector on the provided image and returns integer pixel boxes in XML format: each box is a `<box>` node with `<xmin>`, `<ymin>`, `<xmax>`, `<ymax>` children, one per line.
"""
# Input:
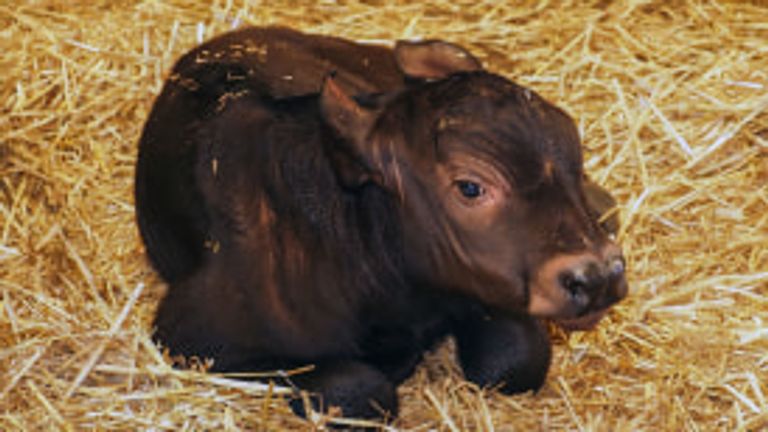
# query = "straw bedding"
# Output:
<box><xmin>1</xmin><ymin>1</ymin><xmax>766</xmax><ymax>430</ymax></box>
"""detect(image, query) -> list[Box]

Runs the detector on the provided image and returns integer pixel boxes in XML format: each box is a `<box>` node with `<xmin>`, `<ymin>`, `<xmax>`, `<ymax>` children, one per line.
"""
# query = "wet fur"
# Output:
<box><xmin>136</xmin><ymin>26</ymin><xmax>617</xmax><ymax>423</ymax></box>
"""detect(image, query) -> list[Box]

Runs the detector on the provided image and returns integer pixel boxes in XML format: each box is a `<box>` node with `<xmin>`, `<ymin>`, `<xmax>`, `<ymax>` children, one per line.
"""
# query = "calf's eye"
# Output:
<box><xmin>455</xmin><ymin>180</ymin><xmax>484</xmax><ymax>199</ymax></box>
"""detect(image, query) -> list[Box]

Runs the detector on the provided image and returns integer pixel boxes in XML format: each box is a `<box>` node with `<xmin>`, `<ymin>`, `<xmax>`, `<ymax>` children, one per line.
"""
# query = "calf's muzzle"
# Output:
<box><xmin>529</xmin><ymin>243</ymin><xmax>628</xmax><ymax>329</ymax></box>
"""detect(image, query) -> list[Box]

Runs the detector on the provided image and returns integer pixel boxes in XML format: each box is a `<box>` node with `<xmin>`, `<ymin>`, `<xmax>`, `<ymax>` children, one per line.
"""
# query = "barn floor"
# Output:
<box><xmin>1</xmin><ymin>1</ymin><xmax>767</xmax><ymax>430</ymax></box>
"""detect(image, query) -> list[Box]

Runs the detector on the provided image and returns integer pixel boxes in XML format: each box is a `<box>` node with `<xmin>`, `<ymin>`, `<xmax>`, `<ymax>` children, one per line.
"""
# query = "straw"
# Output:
<box><xmin>1</xmin><ymin>1</ymin><xmax>766</xmax><ymax>430</ymax></box>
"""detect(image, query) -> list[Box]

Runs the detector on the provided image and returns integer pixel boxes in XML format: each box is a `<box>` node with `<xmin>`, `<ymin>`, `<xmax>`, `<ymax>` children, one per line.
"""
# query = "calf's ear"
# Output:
<box><xmin>582</xmin><ymin>177</ymin><xmax>620</xmax><ymax>236</ymax></box>
<box><xmin>394</xmin><ymin>40</ymin><xmax>482</xmax><ymax>80</ymax></box>
<box><xmin>321</xmin><ymin>76</ymin><xmax>379</xmax><ymax>144</ymax></box>
<box><xmin>320</xmin><ymin>76</ymin><xmax>385</xmax><ymax>188</ymax></box>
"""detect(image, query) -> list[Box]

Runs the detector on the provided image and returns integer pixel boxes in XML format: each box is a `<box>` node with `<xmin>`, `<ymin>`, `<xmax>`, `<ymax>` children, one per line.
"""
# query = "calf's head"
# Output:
<box><xmin>321</xmin><ymin>46</ymin><xmax>627</xmax><ymax>328</ymax></box>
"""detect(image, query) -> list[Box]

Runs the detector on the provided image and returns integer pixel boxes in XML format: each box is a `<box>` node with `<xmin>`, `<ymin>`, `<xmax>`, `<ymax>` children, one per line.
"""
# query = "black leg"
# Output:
<box><xmin>359</xmin><ymin>325</ymin><xmax>433</xmax><ymax>385</ymax></box>
<box><xmin>286</xmin><ymin>359</ymin><xmax>398</xmax><ymax>423</ymax></box>
<box><xmin>453</xmin><ymin>313</ymin><xmax>551</xmax><ymax>394</ymax></box>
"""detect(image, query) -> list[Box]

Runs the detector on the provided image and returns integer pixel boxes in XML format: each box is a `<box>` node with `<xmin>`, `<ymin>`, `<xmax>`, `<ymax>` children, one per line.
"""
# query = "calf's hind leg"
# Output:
<box><xmin>453</xmin><ymin>313</ymin><xmax>551</xmax><ymax>394</ymax></box>
<box><xmin>286</xmin><ymin>359</ymin><xmax>398</xmax><ymax>423</ymax></box>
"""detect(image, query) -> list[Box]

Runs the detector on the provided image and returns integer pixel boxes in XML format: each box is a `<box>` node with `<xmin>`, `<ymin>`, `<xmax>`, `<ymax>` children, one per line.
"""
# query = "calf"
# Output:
<box><xmin>135</xmin><ymin>27</ymin><xmax>627</xmax><ymax>423</ymax></box>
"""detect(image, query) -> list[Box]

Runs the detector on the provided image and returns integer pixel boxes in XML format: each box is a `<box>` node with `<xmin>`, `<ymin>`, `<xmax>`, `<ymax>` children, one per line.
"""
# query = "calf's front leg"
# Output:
<box><xmin>453</xmin><ymin>313</ymin><xmax>551</xmax><ymax>394</ymax></box>
<box><xmin>286</xmin><ymin>359</ymin><xmax>398</xmax><ymax>423</ymax></box>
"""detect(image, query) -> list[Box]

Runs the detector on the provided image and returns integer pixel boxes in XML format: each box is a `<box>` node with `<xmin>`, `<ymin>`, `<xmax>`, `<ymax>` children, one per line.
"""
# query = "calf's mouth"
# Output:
<box><xmin>554</xmin><ymin>309</ymin><xmax>608</xmax><ymax>331</ymax></box>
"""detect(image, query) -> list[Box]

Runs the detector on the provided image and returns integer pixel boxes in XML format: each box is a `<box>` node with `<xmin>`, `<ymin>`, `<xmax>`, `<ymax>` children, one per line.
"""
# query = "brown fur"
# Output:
<box><xmin>136</xmin><ymin>27</ymin><xmax>628</xmax><ymax>424</ymax></box>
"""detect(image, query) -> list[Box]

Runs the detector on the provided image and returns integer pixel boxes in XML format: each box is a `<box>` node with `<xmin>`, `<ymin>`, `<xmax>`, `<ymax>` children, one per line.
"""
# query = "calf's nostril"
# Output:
<box><xmin>560</xmin><ymin>271</ymin><xmax>587</xmax><ymax>294</ymax></box>
<box><xmin>608</xmin><ymin>256</ymin><xmax>625</xmax><ymax>278</ymax></box>
<box><xmin>559</xmin><ymin>271</ymin><xmax>588</xmax><ymax>299</ymax></box>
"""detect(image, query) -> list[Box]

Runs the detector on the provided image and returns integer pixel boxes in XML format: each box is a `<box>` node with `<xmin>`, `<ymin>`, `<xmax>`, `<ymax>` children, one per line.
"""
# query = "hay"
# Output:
<box><xmin>1</xmin><ymin>0</ymin><xmax>766</xmax><ymax>430</ymax></box>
